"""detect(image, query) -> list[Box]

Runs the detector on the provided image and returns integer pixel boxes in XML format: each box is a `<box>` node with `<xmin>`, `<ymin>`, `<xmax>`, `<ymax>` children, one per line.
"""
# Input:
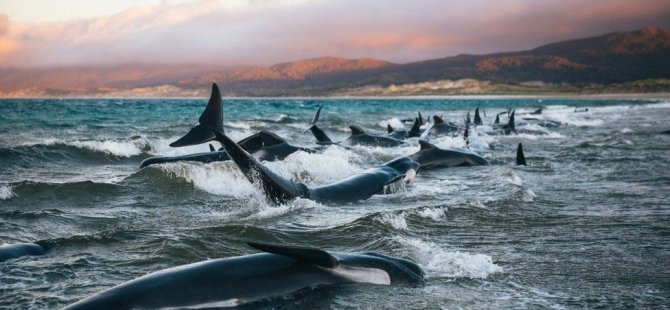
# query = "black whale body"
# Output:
<box><xmin>410</xmin><ymin>140</ymin><xmax>489</xmax><ymax>169</ymax></box>
<box><xmin>0</xmin><ymin>241</ymin><xmax>53</xmax><ymax>262</ymax></box>
<box><xmin>215</xmin><ymin>130</ymin><xmax>418</xmax><ymax>204</ymax></box>
<box><xmin>63</xmin><ymin>243</ymin><xmax>424</xmax><ymax>309</ymax></box>
<box><xmin>305</xmin><ymin>105</ymin><xmax>405</xmax><ymax>147</ymax></box>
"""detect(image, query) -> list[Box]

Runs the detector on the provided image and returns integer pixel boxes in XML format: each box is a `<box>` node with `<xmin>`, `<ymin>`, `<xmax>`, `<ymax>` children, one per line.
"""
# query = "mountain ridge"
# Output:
<box><xmin>1</xmin><ymin>27</ymin><xmax>668</xmax><ymax>97</ymax></box>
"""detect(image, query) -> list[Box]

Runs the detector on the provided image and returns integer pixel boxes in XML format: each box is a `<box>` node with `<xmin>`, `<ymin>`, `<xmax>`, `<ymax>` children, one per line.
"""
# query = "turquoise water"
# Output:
<box><xmin>1</xmin><ymin>97</ymin><xmax>669</xmax><ymax>308</ymax></box>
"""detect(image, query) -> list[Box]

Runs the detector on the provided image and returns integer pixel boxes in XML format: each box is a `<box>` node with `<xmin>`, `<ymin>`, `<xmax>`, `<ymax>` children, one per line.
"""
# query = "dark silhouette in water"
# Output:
<box><xmin>516</xmin><ymin>143</ymin><xmax>527</xmax><ymax>166</ymax></box>
<box><xmin>63</xmin><ymin>242</ymin><xmax>424</xmax><ymax>310</ymax></box>
<box><xmin>0</xmin><ymin>241</ymin><xmax>53</xmax><ymax>262</ymax></box>
<box><xmin>409</xmin><ymin>140</ymin><xmax>489</xmax><ymax>169</ymax></box>
<box><xmin>305</xmin><ymin>106</ymin><xmax>405</xmax><ymax>147</ymax></box>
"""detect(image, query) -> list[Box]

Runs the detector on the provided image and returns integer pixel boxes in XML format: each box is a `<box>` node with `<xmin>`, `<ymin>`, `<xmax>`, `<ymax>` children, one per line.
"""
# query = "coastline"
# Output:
<box><xmin>1</xmin><ymin>92</ymin><xmax>669</xmax><ymax>100</ymax></box>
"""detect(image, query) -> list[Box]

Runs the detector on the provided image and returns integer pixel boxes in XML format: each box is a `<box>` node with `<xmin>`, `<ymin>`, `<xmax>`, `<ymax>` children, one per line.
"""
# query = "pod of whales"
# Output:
<box><xmin>214</xmin><ymin>129</ymin><xmax>419</xmax><ymax>204</ymax></box>
<box><xmin>140</xmin><ymin>84</ymin><xmax>316</xmax><ymax>168</ymax></box>
<box><xmin>63</xmin><ymin>242</ymin><xmax>424</xmax><ymax>309</ymax></box>
<box><xmin>0</xmin><ymin>241</ymin><xmax>53</xmax><ymax>262</ymax></box>
<box><xmin>306</xmin><ymin>105</ymin><xmax>405</xmax><ymax>147</ymax></box>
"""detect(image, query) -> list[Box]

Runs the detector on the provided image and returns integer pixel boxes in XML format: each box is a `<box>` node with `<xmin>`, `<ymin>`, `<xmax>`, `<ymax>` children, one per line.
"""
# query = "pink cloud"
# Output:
<box><xmin>0</xmin><ymin>0</ymin><xmax>669</xmax><ymax>67</ymax></box>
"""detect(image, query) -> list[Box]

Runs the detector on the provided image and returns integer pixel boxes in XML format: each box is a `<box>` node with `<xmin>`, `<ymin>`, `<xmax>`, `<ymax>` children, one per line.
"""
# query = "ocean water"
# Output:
<box><xmin>0</xmin><ymin>97</ymin><xmax>669</xmax><ymax>308</ymax></box>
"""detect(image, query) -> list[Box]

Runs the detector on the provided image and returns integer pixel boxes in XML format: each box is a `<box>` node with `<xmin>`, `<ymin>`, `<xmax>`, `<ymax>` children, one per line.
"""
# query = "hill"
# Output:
<box><xmin>1</xmin><ymin>27</ymin><xmax>668</xmax><ymax>97</ymax></box>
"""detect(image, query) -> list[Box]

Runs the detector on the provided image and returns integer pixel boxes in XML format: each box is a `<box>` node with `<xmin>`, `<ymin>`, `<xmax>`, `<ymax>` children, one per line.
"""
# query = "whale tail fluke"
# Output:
<box><xmin>516</xmin><ymin>143</ymin><xmax>527</xmax><ymax>166</ymax></box>
<box><xmin>247</xmin><ymin>242</ymin><xmax>339</xmax><ymax>268</ymax></box>
<box><xmin>303</xmin><ymin>105</ymin><xmax>333</xmax><ymax>143</ymax></box>
<box><xmin>474</xmin><ymin>107</ymin><xmax>483</xmax><ymax>125</ymax></box>
<box><xmin>213</xmin><ymin>130</ymin><xmax>308</xmax><ymax>204</ymax></box>
<box><xmin>170</xmin><ymin>84</ymin><xmax>223</xmax><ymax>147</ymax></box>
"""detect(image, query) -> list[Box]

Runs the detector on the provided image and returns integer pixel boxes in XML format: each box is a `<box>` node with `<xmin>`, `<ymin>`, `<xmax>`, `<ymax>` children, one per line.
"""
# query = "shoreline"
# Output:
<box><xmin>1</xmin><ymin>92</ymin><xmax>669</xmax><ymax>100</ymax></box>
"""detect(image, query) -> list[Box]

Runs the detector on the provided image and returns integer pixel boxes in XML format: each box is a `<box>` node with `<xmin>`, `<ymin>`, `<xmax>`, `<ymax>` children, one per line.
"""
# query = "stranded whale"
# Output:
<box><xmin>214</xmin><ymin>130</ymin><xmax>418</xmax><ymax>204</ymax></box>
<box><xmin>63</xmin><ymin>242</ymin><xmax>424</xmax><ymax>309</ymax></box>
<box><xmin>305</xmin><ymin>106</ymin><xmax>405</xmax><ymax>147</ymax></box>
<box><xmin>0</xmin><ymin>241</ymin><xmax>53</xmax><ymax>262</ymax></box>
<box><xmin>409</xmin><ymin>140</ymin><xmax>489</xmax><ymax>169</ymax></box>
<box><xmin>140</xmin><ymin>84</ymin><xmax>315</xmax><ymax>168</ymax></box>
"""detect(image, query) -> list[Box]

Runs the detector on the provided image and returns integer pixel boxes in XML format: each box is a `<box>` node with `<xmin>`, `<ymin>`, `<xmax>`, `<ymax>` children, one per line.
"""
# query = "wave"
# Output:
<box><xmin>0</xmin><ymin>184</ymin><xmax>14</xmax><ymax>200</ymax></box>
<box><xmin>395</xmin><ymin>237</ymin><xmax>503</xmax><ymax>279</ymax></box>
<box><xmin>7</xmin><ymin>180</ymin><xmax>124</xmax><ymax>200</ymax></box>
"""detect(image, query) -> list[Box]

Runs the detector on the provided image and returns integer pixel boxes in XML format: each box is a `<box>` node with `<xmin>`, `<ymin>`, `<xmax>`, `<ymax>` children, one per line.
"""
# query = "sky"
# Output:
<box><xmin>0</xmin><ymin>0</ymin><xmax>669</xmax><ymax>67</ymax></box>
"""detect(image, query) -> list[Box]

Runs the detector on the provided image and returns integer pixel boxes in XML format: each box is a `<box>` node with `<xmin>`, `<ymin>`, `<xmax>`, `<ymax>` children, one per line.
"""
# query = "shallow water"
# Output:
<box><xmin>1</xmin><ymin>98</ymin><xmax>669</xmax><ymax>308</ymax></box>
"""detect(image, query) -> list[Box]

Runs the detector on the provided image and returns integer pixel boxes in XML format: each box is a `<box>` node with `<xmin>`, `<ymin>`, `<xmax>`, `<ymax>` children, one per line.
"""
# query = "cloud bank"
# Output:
<box><xmin>1</xmin><ymin>0</ymin><xmax>669</xmax><ymax>67</ymax></box>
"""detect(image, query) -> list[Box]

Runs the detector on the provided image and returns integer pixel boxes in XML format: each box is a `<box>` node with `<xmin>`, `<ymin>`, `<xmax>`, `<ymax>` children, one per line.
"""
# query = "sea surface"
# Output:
<box><xmin>1</xmin><ymin>97</ymin><xmax>669</xmax><ymax>309</ymax></box>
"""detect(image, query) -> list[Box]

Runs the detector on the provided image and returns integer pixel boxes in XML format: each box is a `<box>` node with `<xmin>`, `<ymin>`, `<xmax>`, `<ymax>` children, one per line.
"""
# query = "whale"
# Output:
<box><xmin>426</xmin><ymin>115</ymin><xmax>460</xmax><ymax>137</ymax></box>
<box><xmin>139</xmin><ymin>131</ymin><xmax>312</xmax><ymax>168</ymax></box>
<box><xmin>63</xmin><ymin>242</ymin><xmax>424</xmax><ymax>309</ymax></box>
<box><xmin>409</xmin><ymin>140</ymin><xmax>489</xmax><ymax>169</ymax></box>
<box><xmin>305</xmin><ymin>106</ymin><xmax>405</xmax><ymax>147</ymax></box>
<box><xmin>0</xmin><ymin>241</ymin><xmax>53</xmax><ymax>262</ymax></box>
<box><xmin>215</xmin><ymin>129</ymin><xmax>418</xmax><ymax>204</ymax></box>
<box><xmin>386</xmin><ymin>124</ymin><xmax>409</xmax><ymax>140</ymax></box>
<box><xmin>140</xmin><ymin>84</ymin><xmax>315</xmax><ymax>168</ymax></box>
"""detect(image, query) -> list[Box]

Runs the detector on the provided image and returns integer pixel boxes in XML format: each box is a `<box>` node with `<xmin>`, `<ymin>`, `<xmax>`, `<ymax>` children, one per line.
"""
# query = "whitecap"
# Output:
<box><xmin>414</xmin><ymin>206</ymin><xmax>446</xmax><ymax>220</ymax></box>
<box><xmin>0</xmin><ymin>185</ymin><xmax>14</xmax><ymax>200</ymax></box>
<box><xmin>375</xmin><ymin>212</ymin><xmax>408</xmax><ymax>230</ymax></box>
<box><xmin>396</xmin><ymin>237</ymin><xmax>503</xmax><ymax>279</ymax></box>
<box><xmin>69</xmin><ymin>140</ymin><xmax>143</xmax><ymax>157</ymax></box>
<box><xmin>158</xmin><ymin>162</ymin><xmax>254</xmax><ymax>196</ymax></box>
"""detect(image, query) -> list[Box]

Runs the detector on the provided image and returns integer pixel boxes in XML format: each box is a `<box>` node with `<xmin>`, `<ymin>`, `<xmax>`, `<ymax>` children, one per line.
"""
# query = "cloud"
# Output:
<box><xmin>1</xmin><ymin>0</ymin><xmax>669</xmax><ymax>67</ymax></box>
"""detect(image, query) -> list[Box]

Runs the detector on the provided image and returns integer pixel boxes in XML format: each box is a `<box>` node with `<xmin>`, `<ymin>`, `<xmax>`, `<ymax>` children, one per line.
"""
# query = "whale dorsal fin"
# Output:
<box><xmin>418</xmin><ymin>111</ymin><xmax>424</xmax><ymax>125</ymax></box>
<box><xmin>209</xmin><ymin>144</ymin><xmax>216</xmax><ymax>152</ymax></box>
<box><xmin>248</xmin><ymin>242</ymin><xmax>339</xmax><ymax>268</ymax></box>
<box><xmin>433</xmin><ymin>115</ymin><xmax>444</xmax><ymax>124</ymax></box>
<box><xmin>494</xmin><ymin>114</ymin><xmax>500</xmax><ymax>124</ymax></box>
<box><xmin>474</xmin><ymin>108</ymin><xmax>482</xmax><ymax>125</ymax></box>
<box><xmin>418</xmin><ymin>140</ymin><xmax>435</xmax><ymax>150</ymax></box>
<box><xmin>387</xmin><ymin>124</ymin><xmax>393</xmax><ymax>133</ymax></box>
<box><xmin>516</xmin><ymin>143</ymin><xmax>526</xmax><ymax>166</ymax></box>
<box><xmin>350</xmin><ymin>125</ymin><xmax>365</xmax><ymax>135</ymax></box>
<box><xmin>256</xmin><ymin>131</ymin><xmax>287</xmax><ymax>146</ymax></box>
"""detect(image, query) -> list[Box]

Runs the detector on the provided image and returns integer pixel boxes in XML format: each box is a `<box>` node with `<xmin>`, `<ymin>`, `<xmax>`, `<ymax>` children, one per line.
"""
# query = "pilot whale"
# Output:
<box><xmin>215</xmin><ymin>130</ymin><xmax>418</xmax><ymax>204</ymax></box>
<box><xmin>140</xmin><ymin>84</ymin><xmax>315</xmax><ymax>168</ymax></box>
<box><xmin>409</xmin><ymin>140</ymin><xmax>489</xmax><ymax>169</ymax></box>
<box><xmin>0</xmin><ymin>241</ymin><xmax>53</xmax><ymax>262</ymax></box>
<box><xmin>426</xmin><ymin>115</ymin><xmax>460</xmax><ymax>137</ymax></box>
<box><xmin>63</xmin><ymin>242</ymin><xmax>424</xmax><ymax>309</ymax></box>
<box><xmin>305</xmin><ymin>106</ymin><xmax>405</xmax><ymax>147</ymax></box>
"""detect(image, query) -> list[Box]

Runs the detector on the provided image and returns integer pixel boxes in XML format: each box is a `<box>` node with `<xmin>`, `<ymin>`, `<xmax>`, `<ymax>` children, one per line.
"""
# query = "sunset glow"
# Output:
<box><xmin>1</xmin><ymin>0</ymin><xmax>669</xmax><ymax>67</ymax></box>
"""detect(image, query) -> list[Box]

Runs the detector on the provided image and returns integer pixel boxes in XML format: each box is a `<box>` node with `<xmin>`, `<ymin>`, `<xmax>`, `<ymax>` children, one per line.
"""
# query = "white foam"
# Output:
<box><xmin>505</xmin><ymin>171</ymin><xmax>523</xmax><ymax>186</ymax></box>
<box><xmin>414</xmin><ymin>206</ymin><xmax>446</xmax><ymax>220</ymax></box>
<box><xmin>521</xmin><ymin>188</ymin><xmax>536</xmax><ymax>202</ymax></box>
<box><xmin>69</xmin><ymin>140</ymin><xmax>144</xmax><ymax>157</ymax></box>
<box><xmin>379</xmin><ymin>117</ymin><xmax>405</xmax><ymax>130</ymax></box>
<box><xmin>0</xmin><ymin>185</ymin><xmax>14</xmax><ymax>200</ymax></box>
<box><xmin>265</xmin><ymin>147</ymin><xmax>361</xmax><ymax>186</ymax></box>
<box><xmin>246</xmin><ymin>198</ymin><xmax>320</xmax><ymax>220</ymax></box>
<box><xmin>158</xmin><ymin>162</ymin><xmax>254</xmax><ymax>196</ymax></box>
<box><xmin>397</xmin><ymin>237</ymin><xmax>503</xmax><ymax>279</ymax></box>
<box><xmin>375</xmin><ymin>212</ymin><xmax>408</xmax><ymax>230</ymax></box>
